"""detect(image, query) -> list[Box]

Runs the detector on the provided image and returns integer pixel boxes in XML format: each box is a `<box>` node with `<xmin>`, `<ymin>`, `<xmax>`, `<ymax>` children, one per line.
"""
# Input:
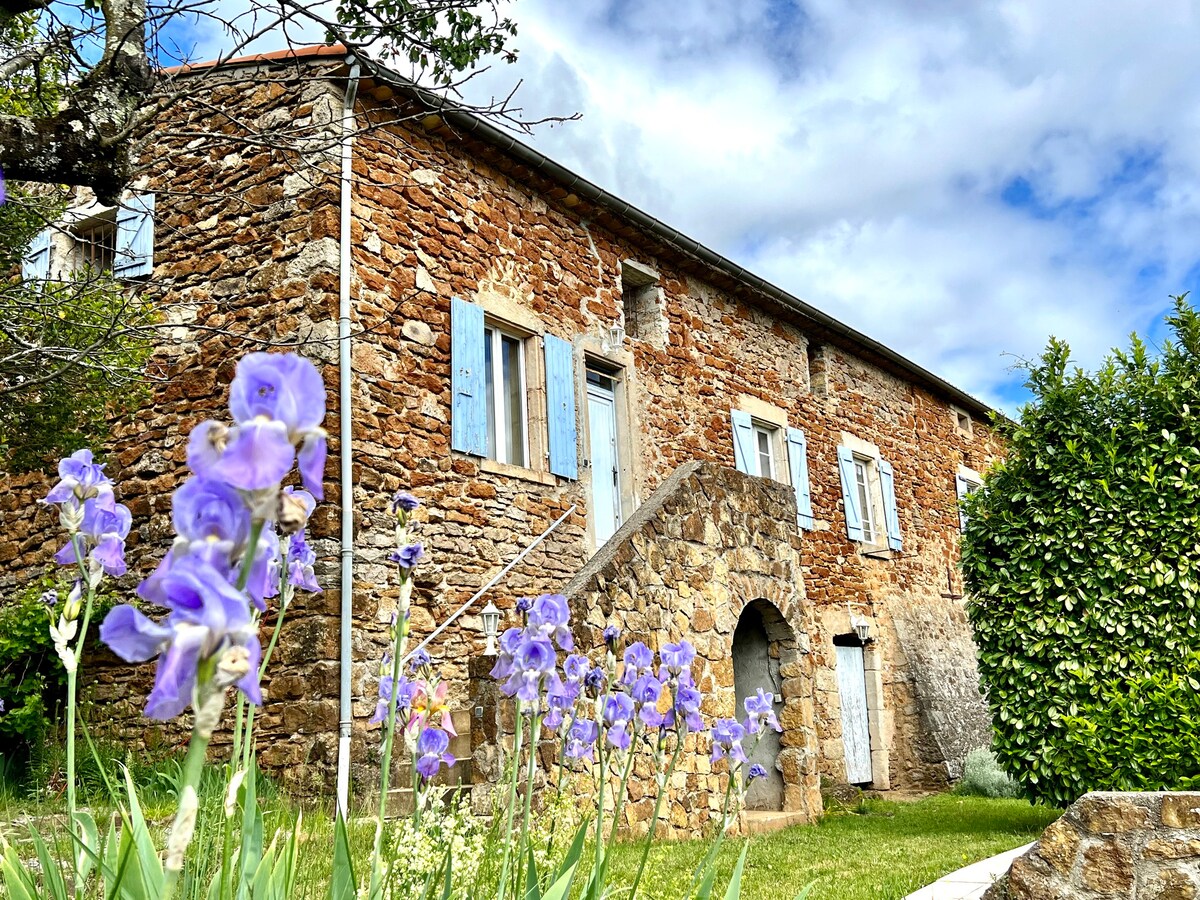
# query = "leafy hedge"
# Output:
<box><xmin>0</xmin><ymin>573</ymin><xmax>115</xmax><ymax>762</ymax></box>
<box><xmin>962</xmin><ymin>297</ymin><xmax>1200</xmax><ymax>807</ymax></box>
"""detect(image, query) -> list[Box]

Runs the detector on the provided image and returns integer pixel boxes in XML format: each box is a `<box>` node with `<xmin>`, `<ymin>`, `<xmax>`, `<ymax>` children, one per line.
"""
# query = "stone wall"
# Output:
<box><xmin>990</xmin><ymin>792</ymin><xmax>1200</xmax><ymax>899</ymax></box>
<box><xmin>558</xmin><ymin>461</ymin><xmax>823</xmax><ymax>836</ymax></box>
<box><xmin>0</xmin><ymin>66</ymin><xmax>352</xmax><ymax>791</ymax></box>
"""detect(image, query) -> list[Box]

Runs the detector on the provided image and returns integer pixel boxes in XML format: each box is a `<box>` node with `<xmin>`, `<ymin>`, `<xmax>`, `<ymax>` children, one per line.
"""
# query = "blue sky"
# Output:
<box><xmin>181</xmin><ymin>0</ymin><xmax>1200</xmax><ymax>413</ymax></box>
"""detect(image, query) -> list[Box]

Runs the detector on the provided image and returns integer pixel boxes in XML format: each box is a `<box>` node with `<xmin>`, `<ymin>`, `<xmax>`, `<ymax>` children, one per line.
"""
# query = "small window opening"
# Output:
<box><xmin>620</xmin><ymin>260</ymin><xmax>662</xmax><ymax>343</ymax></box>
<box><xmin>807</xmin><ymin>341</ymin><xmax>828</xmax><ymax>396</ymax></box>
<box><xmin>73</xmin><ymin>213</ymin><xmax>117</xmax><ymax>274</ymax></box>
<box><xmin>953</xmin><ymin>407</ymin><xmax>973</xmax><ymax>436</ymax></box>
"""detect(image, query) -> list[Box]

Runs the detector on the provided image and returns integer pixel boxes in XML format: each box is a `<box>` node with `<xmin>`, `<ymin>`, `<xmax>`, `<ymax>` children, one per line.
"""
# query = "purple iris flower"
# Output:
<box><xmin>286</xmin><ymin>532</ymin><xmax>320</xmax><ymax>593</ymax></box>
<box><xmin>544</xmin><ymin>676</ymin><xmax>581</xmax><ymax>731</ymax></box>
<box><xmin>40</xmin><ymin>590</ymin><xmax>58</xmax><ymax>608</ymax></box>
<box><xmin>409</xmin><ymin>648</ymin><xmax>431</xmax><ymax>672</ymax></box>
<box><xmin>562</xmin><ymin>653</ymin><xmax>591</xmax><ymax>684</ymax></box>
<box><xmin>414</xmin><ymin>727</ymin><xmax>455</xmax><ymax>781</ymax></box>
<box><xmin>621</xmin><ymin>641</ymin><xmax>653</xmax><ymax>686</ymax></box>
<box><xmin>668</xmin><ymin>679</ymin><xmax>704</xmax><ymax>733</ymax></box>
<box><xmin>603</xmin><ymin>625</ymin><xmax>620</xmax><ymax>648</ymax></box>
<box><xmin>370</xmin><ymin>672</ymin><xmax>415</xmax><ymax>724</ymax></box>
<box><xmin>631</xmin><ymin>674</ymin><xmax>665</xmax><ymax>728</ymax></box>
<box><xmin>100</xmin><ymin>556</ymin><xmax>262</xmax><ymax>720</ymax></box>
<box><xmin>391</xmin><ymin>491</ymin><xmax>420</xmax><ymax>515</ymax></box>
<box><xmin>564</xmin><ymin>718</ymin><xmax>599</xmax><ymax>762</ymax></box>
<box><xmin>602</xmin><ymin>693</ymin><xmax>635</xmax><ymax>751</ymax></box>
<box><xmin>658</xmin><ymin>640</ymin><xmax>696</xmax><ymax>681</ymax></box>
<box><xmin>748</xmin><ymin>764</ymin><xmax>768</xmax><ymax>780</ymax></box>
<box><xmin>501</xmin><ymin>635</ymin><xmax>558</xmax><ymax>704</ymax></box>
<box><xmin>55</xmin><ymin>494</ymin><xmax>132</xmax><ymax>576</ymax></box>
<box><xmin>515</xmin><ymin>596</ymin><xmax>533</xmax><ymax>614</ymax></box>
<box><xmin>488</xmin><ymin>627</ymin><xmax>524</xmax><ymax>681</ymax></box>
<box><xmin>172</xmin><ymin>477</ymin><xmax>251</xmax><ymax>551</ymax></box>
<box><xmin>195</xmin><ymin>353</ymin><xmax>328</xmax><ymax>498</ymax></box>
<box><xmin>389</xmin><ymin>542</ymin><xmax>425</xmax><ymax>569</ymax></box>
<box><xmin>743</xmin><ymin>688</ymin><xmax>782</xmax><ymax>734</ymax></box>
<box><xmin>584</xmin><ymin>667</ymin><xmax>606</xmax><ymax>695</ymax></box>
<box><xmin>528</xmin><ymin>593</ymin><xmax>572</xmax><ymax>650</ymax></box>
<box><xmin>243</xmin><ymin>527</ymin><xmax>281</xmax><ymax>611</ymax></box>
<box><xmin>44</xmin><ymin>449</ymin><xmax>111</xmax><ymax>505</ymax></box>
<box><xmin>229</xmin><ymin>352</ymin><xmax>327</xmax><ymax>498</ymax></box>
<box><xmin>710</xmin><ymin>718</ymin><xmax>748</xmax><ymax>765</ymax></box>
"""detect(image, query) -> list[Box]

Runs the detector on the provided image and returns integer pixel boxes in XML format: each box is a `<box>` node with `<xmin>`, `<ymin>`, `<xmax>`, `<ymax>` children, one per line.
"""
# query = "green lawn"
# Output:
<box><xmin>605</xmin><ymin>794</ymin><xmax>1061</xmax><ymax>900</ymax></box>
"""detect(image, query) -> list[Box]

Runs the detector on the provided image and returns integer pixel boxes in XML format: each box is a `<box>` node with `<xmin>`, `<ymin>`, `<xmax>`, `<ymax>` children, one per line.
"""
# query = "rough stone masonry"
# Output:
<box><xmin>0</xmin><ymin>48</ymin><xmax>1005</xmax><ymax>833</ymax></box>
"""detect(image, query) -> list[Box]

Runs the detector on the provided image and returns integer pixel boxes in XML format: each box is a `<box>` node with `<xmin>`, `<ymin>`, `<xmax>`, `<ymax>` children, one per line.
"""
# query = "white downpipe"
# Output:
<box><xmin>335</xmin><ymin>56</ymin><xmax>362</xmax><ymax>820</ymax></box>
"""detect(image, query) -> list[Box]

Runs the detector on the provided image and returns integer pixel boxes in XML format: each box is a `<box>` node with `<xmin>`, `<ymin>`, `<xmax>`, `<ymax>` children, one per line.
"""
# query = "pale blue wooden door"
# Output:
<box><xmin>836</xmin><ymin>644</ymin><xmax>873</xmax><ymax>783</ymax></box>
<box><xmin>587</xmin><ymin>376</ymin><xmax>621</xmax><ymax>545</ymax></box>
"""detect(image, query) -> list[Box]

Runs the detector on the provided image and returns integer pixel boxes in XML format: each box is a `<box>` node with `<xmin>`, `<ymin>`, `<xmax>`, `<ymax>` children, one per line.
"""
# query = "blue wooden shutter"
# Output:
<box><xmin>786</xmin><ymin>427</ymin><xmax>814</xmax><ymax>530</ymax></box>
<box><xmin>731</xmin><ymin>409</ymin><xmax>754</xmax><ymax>474</ymax></box>
<box><xmin>450</xmin><ymin>297</ymin><xmax>487</xmax><ymax>456</ymax></box>
<box><xmin>955</xmin><ymin>474</ymin><xmax>971</xmax><ymax>531</ymax></box>
<box><xmin>879</xmin><ymin>459</ymin><xmax>902</xmax><ymax>551</ymax></box>
<box><xmin>543</xmin><ymin>334</ymin><xmax>577</xmax><ymax>479</ymax></box>
<box><xmin>836</xmin><ymin>445</ymin><xmax>865</xmax><ymax>542</ymax></box>
<box><xmin>22</xmin><ymin>228</ymin><xmax>51</xmax><ymax>283</ymax></box>
<box><xmin>114</xmin><ymin>193</ymin><xmax>155</xmax><ymax>278</ymax></box>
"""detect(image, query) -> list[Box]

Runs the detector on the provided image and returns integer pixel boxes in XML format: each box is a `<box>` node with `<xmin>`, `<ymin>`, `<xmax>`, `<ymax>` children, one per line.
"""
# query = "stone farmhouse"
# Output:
<box><xmin>4</xmin><ymin>45</ymin><xmax>1004</xmax><ymax>833</ymax></box>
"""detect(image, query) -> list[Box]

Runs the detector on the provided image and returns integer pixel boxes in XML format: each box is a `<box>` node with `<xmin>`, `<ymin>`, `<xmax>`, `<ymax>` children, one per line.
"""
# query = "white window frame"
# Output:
<box><xmin>853</xmin><ymin>455</ymin><xmax>880</xmax><ymax>545</ymax></box>
<box><xmin>484</xmin><ymin>323</ymin><xmax>530</xmax><ymax>467</ymax></box>
<box><xmin>752</xmin><ymin>422</ymin><xmax>778</xmax><ymax>480</ymax></box>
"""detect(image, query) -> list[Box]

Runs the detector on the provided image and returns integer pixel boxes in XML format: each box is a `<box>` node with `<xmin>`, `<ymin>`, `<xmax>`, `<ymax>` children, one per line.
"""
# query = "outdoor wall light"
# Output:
<box><xmin>481</xmin><ymin>599</ymin><xmax>501</xmax><ymax>655</ymax></box>
<box><xmin>602</xmin><ymin>323</ymin><xmax>626</xmax><ymax>353</ymax></box>
<box><xmin>851</xmin><ymin>614</ymin><xmax>871</xmax><ymax>643</ymax></box>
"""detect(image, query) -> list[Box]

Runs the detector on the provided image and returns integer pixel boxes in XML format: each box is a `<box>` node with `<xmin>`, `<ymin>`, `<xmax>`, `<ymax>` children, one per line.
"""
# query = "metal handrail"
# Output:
<box><xmin>400</xmin><ymin>503</ymin><xmax>577</xmax><ymax>664</ymax></box>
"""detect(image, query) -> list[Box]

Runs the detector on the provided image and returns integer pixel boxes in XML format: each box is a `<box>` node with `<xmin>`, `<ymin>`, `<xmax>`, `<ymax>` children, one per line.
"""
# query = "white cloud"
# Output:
<box><xmin>455</xmin><ymin>0</ymin><xmax>1200</xmax><ymax>411</ymax></box>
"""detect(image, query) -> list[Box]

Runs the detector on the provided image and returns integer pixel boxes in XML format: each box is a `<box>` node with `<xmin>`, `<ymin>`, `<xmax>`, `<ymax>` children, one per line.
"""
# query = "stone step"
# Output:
<box><xmin>738</xmin><ymin>810</ymin><xmax>809</xmax><ymax>835</ymax></box>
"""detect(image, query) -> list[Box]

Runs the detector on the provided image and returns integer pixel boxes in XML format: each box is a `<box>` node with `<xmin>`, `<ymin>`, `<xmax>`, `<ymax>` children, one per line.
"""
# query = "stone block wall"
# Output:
<box><xmin>991</xmin><ymin>792</ymin><xmax>1200</xmax><ymax>899</ymax></box>
<box><xmin>560</xmin><ymin>461</ymin><xmax>823</xmax><ymax>837</ymax></box>
<box><xmin>0</xmin><ymin>65</ymin><xmax>352</xmax><ymax>791</ymax></box>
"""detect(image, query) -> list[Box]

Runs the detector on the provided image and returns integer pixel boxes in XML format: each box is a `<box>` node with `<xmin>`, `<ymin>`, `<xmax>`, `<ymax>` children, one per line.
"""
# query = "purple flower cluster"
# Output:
<box><xmin>44</xmin><ymin>450</ymin><xmax>132</xmax><ymax>580</ymax></box>
<box><xmin>98</xmin><ymin>353</ymin><xmax>327</xmax><ymax>721</ymax></box>
<box><xmin>187</xmin><ymin>353</ymin><xmax>327</xmax><ymax>499</ymax></box>
<box><xmin>489</xmin><ymin>593</ymin><xmax>574</xmax><ymax>707</ymax></box>
<box><xmin>414</xmin><ymin>727</ymin><xmax>455</xmax><ymax>781</ymax></box>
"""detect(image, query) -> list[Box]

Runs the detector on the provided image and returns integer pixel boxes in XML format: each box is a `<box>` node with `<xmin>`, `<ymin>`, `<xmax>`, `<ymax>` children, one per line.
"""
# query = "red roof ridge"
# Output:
<box><xmin>162</xmin><ymin>43</ymin><xmax>347</xmax><ymax>76</ymax></box>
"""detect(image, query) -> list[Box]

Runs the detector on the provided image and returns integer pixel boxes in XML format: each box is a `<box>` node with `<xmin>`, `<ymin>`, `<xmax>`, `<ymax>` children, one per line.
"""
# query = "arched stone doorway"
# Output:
<box><xmin>732</xmin><ymin>599</ymin><xmax>793</xmax><ymax>811</ymax></box>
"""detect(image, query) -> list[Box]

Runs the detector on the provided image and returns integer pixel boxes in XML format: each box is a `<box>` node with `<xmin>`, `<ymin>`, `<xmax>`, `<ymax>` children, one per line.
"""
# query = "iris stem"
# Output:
<box><xmin>495</xmin><ymin>703</ymin><xmax>525</xmax><ymax>900</ymax></box>
<box><xmin>66</xmin><ymin>534</ymin><xmax>95</xmax><ymax>900</ymax></box>
<box><xmin>688</xmin><ymin>759</ymin><xmax>740</xmax><ymax>898</ymax></box>
<box><xmin>217</xmin><ymin>518</ymin><xmax>266</xmax><ymax>900</ymax></box>
<box><xmin>630</xmin><ymin>734</ymin><xmax>684</xmax><ymax>900</ymax></box>
<box><xmin>542</xmin><ymin>726</ymin><xmax>570</xmax><ymax>863</ymax></box>
<box><xmin>162</xmin><ymin>672</ymin><xmax>220</xmax><ymax>900</ymax></box>
<box><xmin>366</xmin><ymin>575</ymin><xmax>411</xmax><ymax>900</ymax></box>
<box><xmin>515</xmin><ymin>711</ymin><xmax>543</xmax><ymax>898</ymax></box>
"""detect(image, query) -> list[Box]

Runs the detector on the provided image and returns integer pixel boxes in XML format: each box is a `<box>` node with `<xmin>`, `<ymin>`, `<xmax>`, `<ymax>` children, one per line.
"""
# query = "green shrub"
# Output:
<box><xmin>963</xmin><ymin>297</ymin><xmax>1200</xmax><ymax>807</ymax></box>
<box><xmin>0</xmin><ymin>571</ymin><xmax>116</xmax><ymax>770</ymax></box>
<box><xmin>956</xmin><ymin>749</ymin><xmax>1021</xmax><ymax>799</ymax></box>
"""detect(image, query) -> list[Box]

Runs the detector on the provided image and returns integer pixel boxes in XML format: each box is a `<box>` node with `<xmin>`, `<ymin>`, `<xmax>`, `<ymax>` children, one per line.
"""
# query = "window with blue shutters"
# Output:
<box><xmin>878</xmin><ymin>459</ymin><xmax>902</xmax><ymax>551</ymax></box>
<box><xmin>21</xmin><ymin>228</ymin><xmax>51</xmax><ymax>284</ymax></box>
<box><xmin>731</xmin><ymin>409</ymin><xmax>755</xmax><ymax>475</ymax></box>
<box><xmin>544</xmin><ymin>334</ymin><xmax>578</xmax><ymax>479</ymax></box>
<box><xmin>114</xmin><ymin>193</ymin><xmax>155</xmax><ymax>278</ymax></box>
<box><xmin>837</xmin><ymin>445</ymin><xmax>867</xmax><ymax>543</ymax></box>
<box><xmin>786</xmin><ymin>427</ymin><xmax>814</xmax><ymax>530</ymax></box>
<box><xmin>451</xmin><ymin>297</ymin><xmax>488</xmax><ymax>457</ymax></box>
